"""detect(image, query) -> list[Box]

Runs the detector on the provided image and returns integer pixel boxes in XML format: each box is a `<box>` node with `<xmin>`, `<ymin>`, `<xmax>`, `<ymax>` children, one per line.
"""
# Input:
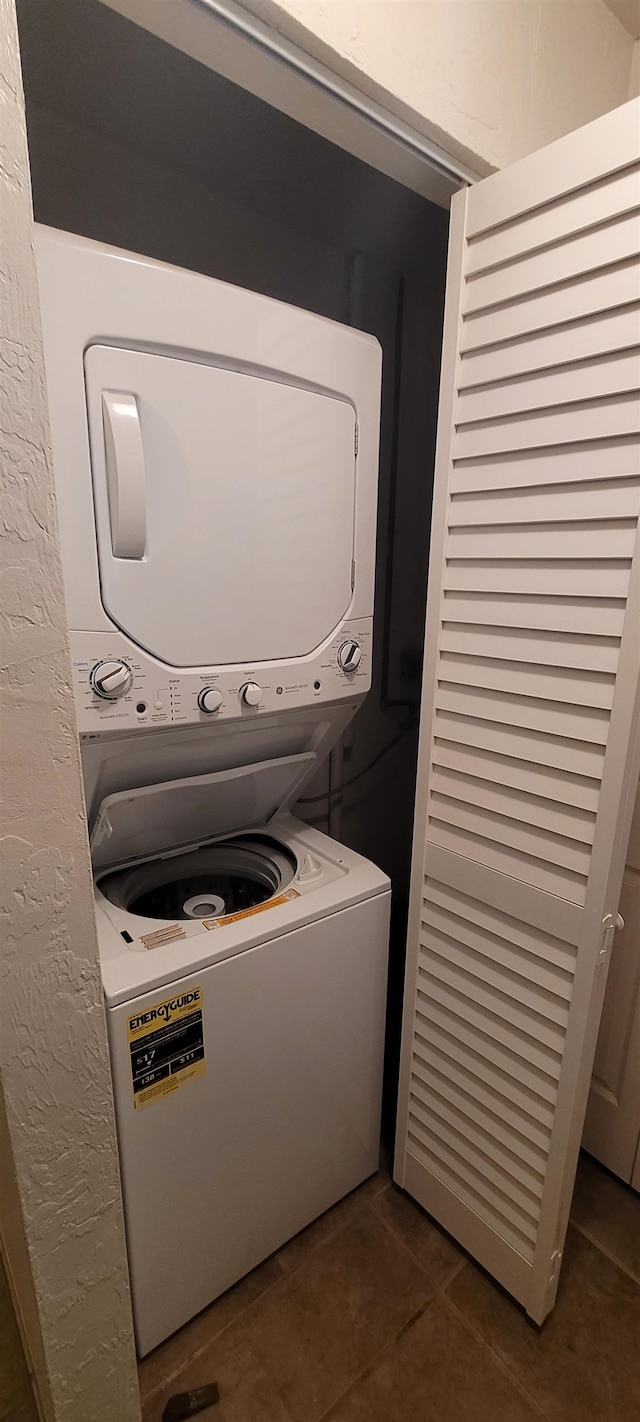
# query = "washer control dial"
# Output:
<box><xmin>337</xmin><ymin>641</ymin><xmax>362</xmax><ymax>674</ymax></box>
<box><xmin>90</xmin><ymin>660</ymin><xmax>133</xmax><ymax>699</ymax></box>
<box><xmin>198</xmin><ymin>687</ymin><xmax>223</xmax><ymax>714</ymax></box>
<box><xmin>240</xmin><ymin>681</ymin><xmax>262</xmax><ymax>707</ymax></box>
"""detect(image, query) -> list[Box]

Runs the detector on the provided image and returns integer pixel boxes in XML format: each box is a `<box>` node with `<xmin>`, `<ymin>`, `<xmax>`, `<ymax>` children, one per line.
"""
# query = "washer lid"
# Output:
<box><xmin>90</xmin><ymin>752</ymin><xmax>316</xmax><ymax>871</ymax></box>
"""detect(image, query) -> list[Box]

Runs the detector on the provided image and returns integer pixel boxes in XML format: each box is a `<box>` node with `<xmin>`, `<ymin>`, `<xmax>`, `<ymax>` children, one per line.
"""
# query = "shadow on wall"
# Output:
<box><xmin>0</xmin><ymin>1254</ymin><xmax>38</xmax><ymax>1421</ymax></box>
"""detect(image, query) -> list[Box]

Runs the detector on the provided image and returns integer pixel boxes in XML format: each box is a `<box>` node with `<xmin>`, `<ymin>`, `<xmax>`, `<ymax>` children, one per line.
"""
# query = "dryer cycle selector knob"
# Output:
<box><xmin>90</xmin><ymin>660</ymin><xmax>133</xmax><ymax>699</ymax></box>
<box><xmin>198</xmin><ymin>687</ymin><xmax>223</xmax><ymax>714</ymax></box>
<box><xmin>240</xmin><ymin>681</ymin><xmax>262</xmax><ymax>707</ymax></box>
<box><xmin>337</xmin><ymin>641</ymin><xmax>362</xmax><ymax>674</ymax></box>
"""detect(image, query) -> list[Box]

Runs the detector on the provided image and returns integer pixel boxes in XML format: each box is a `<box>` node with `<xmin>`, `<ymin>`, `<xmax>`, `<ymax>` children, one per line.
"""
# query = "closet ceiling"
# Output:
<box><xmin>601</xmin><ymin>0</ymin><xmax>640</xmax><ymax>39</ymax></box>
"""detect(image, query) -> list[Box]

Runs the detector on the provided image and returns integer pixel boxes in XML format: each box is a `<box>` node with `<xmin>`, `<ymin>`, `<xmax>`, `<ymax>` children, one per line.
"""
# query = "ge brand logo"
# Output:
<box><xmin>276</xmin><ymin>686</ymin><xmax>283</xmax><ymax>695</ymax></box>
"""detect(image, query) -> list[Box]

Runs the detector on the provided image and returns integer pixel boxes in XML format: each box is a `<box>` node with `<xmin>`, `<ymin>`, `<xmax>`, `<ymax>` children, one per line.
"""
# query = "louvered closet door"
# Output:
<box><xmin>395</xmin><ymin>98</ymin><xmax>640</xmax><ymax>1324</ymax></box>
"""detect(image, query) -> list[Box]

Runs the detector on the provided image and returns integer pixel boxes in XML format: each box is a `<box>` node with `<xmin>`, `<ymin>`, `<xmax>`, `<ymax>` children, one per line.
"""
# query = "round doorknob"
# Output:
<box><xmin>198</xmin><ymin>687</ymin><xmax>223</xmax><ymax>714</ymax></box>
<box><xmin>90</xmin><ymin>659</ymin><xmax>133</xmax><ymax>699</ymax></box>
<box><xmin>240</xmin><ymin>682</ymin><xmax>262</xmax><ymax>707</ymax></box>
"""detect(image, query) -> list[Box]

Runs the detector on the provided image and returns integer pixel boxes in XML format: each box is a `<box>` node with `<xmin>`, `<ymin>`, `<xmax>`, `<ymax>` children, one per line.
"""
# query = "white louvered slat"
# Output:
<box><xmin>459</xmin><ymin>307</ymin><xmax>640</xmax><ymax>388</ymax></box>
<box><xmin>409</xmin><ymin>1091</ymin><xmax>545</xmax><ymax>1216</ymax></box>
<box><xmin>422</xmin><ymin>923</ymin><xmax>575</xmax><ymax>1019</ymax></box>
<box><xmin>396</xmin><ymin>98</ymin><xmax>640</xmax><ymax>1327</ymax></box>
<box><xmin>415</xmin><ymin>997</ymin><xmax>560</xmax><ymax>1106</ymax></box>
<box><xmin>407</xmin><ymin>1118</ymin><xmax>539</xmax><ymax>1254</ymax></box>
<box><xmin>465</xmin><ymin>212</ymin><xmax>640</xmax><ymax>313</ymax></box>
<box><xmin>437</xmin><ymin>653</ymin><xmax>616</xmax><ymax>709</ymax></box>
<box><xmin>441</xmin><ymin>591</ymin><xmax>625</xmax><ymax>637</ymax></box>
<box><xmin>423</xmin><ymin>879</ymin><xmax>578</xmax><ymax>973</ymax></box>
<box><xmin>421</xmin><ymin>897</ymin><xmax>576</xmax><ymax>993</ymax></box>
<box><xmin>429</xmin><ymin>765</ymin><xmax>597</xmax><ymax>843</ymax></box>
<box><xmin>465</xmin><ymin>165</ymin><xmax>640</xmax><ymax>274</ymax></box>
<box><xmin>435</xmin><ymin>684</ymin><xmax>609</xmax><ymax>745</ymax></box>
<box><xmin>439</xmin><ymin>625</ymin><xmax>621</xmax><ymax>673</ymax></box>
<box><xmin>434</xmin><ymin>709</ymin><xmax>606</xmax><ymax>777</ymax></box>
<box><xmin>465</xmin><ymin>104</ymin><xmax>640</xmax><ymax>237</ymax></box>
<box><xmin>413</xmin><ymin>1020</ymin><xmax>557</xmax><ymax>1136</ymax></box>
<box><xmin>457</xmin><ymin>350</ymin><xmax>640</xmax><ymax>424</ymax></box>
<box><xmin>428</xmin><ymin>822</ymin><xmax>587</xmax><ymax>902</ymax></box>
<box><xmin>432</xmin><ymin>741</ymin><xmax>600</xmax><ymax>813</ymax></box>
<box><xmin>451</xmin><ymin>436</ymin><xmax>638</xmax><ymax>492</ymax></box>
<box><xmin>449</xmin><ymin>480</ymin><xmax>640</xmax><ymax>524</ymax></box>
<box><xmin>409</xmin><ymin>1089</ymin><xmax>545</xmax><ymax>1205</ymax></box>
<box><xmin>443</xmin><ymin>562</ymin><xmax>631</xmax><ymax>599</ymax></box>
<box><xmin>411</xmin><ymin>1068</ymin><xmax>548</xmax><ymax>1176</ymax></box>
<box><xmin>417</xmin><ymin>976</ymin><xmax>563</xmax><ymax>1079</ymax></box>
<box><xmin>411</xmin><ymin>1038</ymin><xmax>553</xmax><ymax>1147</ymax></box>
<box><xmin>446</xmin><ymin>522</ymin><xmax>636</xmax><ymax>560</ymax></box>
<box><xmin>461</xmin><ymin>262</ymin><xmax>639</xmax><ymax>350</ymax></box>
<box><xmin>429</xmin><ymin>795</ymin><xmax>591</xmax><ymax>876</ymax></box>
<box><xmin>453</xmin><ymin>394</ymin><xmax>640</xmax><ymax>458</ymax></box>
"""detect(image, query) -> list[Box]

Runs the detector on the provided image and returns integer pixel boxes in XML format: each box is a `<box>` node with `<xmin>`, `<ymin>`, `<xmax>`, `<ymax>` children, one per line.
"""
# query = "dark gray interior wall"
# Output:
<box><xmin>17</xmin><ymin>0</ymin><xmax>448</xmax><ymax>1131</ymax></box>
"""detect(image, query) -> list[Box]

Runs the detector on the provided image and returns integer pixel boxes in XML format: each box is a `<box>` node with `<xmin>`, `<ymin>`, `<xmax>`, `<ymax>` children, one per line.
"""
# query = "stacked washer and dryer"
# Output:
<box><xmin>36</xmin><ymin>225</ymin><xmax>389</xmax><ymax>1356</ymax></box>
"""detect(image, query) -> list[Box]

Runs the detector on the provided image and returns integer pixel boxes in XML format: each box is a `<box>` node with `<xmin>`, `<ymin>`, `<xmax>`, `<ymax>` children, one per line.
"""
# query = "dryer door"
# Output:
<box><xmin>84</xmin><ymin>345</ymin><xmax>356</xmax><ymax>667</ymax></box>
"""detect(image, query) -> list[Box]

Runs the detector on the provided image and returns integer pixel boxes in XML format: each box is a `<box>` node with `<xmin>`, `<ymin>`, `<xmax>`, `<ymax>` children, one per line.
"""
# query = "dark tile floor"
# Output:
<box><xmin>0</xmin><ymin>1258</ymin><xmax>37</xmax><ymax>1422</ymax></box>
<box><xmin>138</xmin><ymin>1151</ymin><xmax>640</xmax><ymax>1422</ymax></box>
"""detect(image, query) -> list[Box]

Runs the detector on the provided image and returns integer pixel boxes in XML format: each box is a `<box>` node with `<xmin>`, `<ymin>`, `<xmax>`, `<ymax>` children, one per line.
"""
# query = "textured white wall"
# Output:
<box><xmin>248</xmin><ymin>0</ymin><xmax>636</xmax><ymax>171</ymax></box>
<box><xmin>0</xmin><ymin>1</ymin><xmax>140</xmax><ymax>1416</ymax></box>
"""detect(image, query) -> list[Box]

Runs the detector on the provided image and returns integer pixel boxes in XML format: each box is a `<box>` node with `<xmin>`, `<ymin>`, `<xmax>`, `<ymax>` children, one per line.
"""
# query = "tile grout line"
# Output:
<box><xmin>276</xmin><ymin>1173</ymin><xmax>390</xmax><ymax>1276</ymax></box>
<box><xmin>568</xmin><ymin>1217</ymin><xmax>640</xmax><ymax>1287</ymax></box>
<box><xmin>140</xmin><ymin>1174</ymin><xmax>391</xmax><ymax>1409</ymax></box>
<box><xmin>249</xmin><ymin>1193</ymin><xmax>437</xmax><ymax>1422</ymax></box>
<box><xmin>139</xmin><ymin>1265</ymin><xmax>289</xmax><ymax>1410</ymax></box>
<box><xmin>373</xmin><ymin>1200</ymin><xmax>553</xmax><ymax>1421</ymax></box>
<box><xmin>436</xmin><ymin>1255</ymin><xmax>467</xmax><ymax>1292</ymax></box>
<box><xmin>370</xmin><ymin>1191</ymin><xmax>457</xmax><ymax>1292</ymax></box>
<box><xmin>314</xmin><ymin>1300</ymin><xmax>434</xmax><ymax>1422</ymax></box>
<box><xmin>143</xmin><ymin>1173</ymin><xmax>640</xmax><ymax>1417</ymax></box>
<box><xmin>440</xmin><ymin>1290</ymin><xmax>553</xmax><ymax>1421</ymax></box>
<box><xmin>140</xmin><ymin>1181</ymin><xmax>640</xmax><ymax>1417</ymax></box>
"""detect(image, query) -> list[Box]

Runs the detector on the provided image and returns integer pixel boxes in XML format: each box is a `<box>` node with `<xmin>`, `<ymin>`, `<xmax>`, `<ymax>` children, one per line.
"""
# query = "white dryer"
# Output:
<box><xmin>35</xmin><ymin>226</ymin><xmax>388</xmax><ymax>1356</ymax></box>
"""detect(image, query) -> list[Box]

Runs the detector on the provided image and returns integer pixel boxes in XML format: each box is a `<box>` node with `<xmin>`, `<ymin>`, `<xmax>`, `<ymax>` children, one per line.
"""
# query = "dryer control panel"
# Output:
<box><xmin>72</xmin><ymin>620</ymin><xmax>372</xmax><ymax>737</ymax></box>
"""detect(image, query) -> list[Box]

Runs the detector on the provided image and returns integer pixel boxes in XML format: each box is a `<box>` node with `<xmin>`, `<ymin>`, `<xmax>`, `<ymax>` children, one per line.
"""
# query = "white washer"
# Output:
<box><xmin>96</xmin><ymin>790</ymin><xmax>389</xmax><ymax>1357</ymax></box>
<box><xmin>35</xmin><ymin>226</ymin><xmax>388</xmax><ymax>1356</ymax></box>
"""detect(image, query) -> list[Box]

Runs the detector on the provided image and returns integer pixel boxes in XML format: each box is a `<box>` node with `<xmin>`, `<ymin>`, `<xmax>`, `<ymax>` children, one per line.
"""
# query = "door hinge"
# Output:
<box><xmin>599</xmin><ymin>911</ymin><xmax>624</xmax><ymax>965</ymax></box>
<box><xmin>351</xmin><ymin>559</ymin><xmax>356</xmax><ymax>590</ymax></box>
<box><xmin>548</xmin><ymin>1248</ymin><xmax>563</xmax><ymax>1288</ymax></box>
<box><xmin>354</xmin><ymin>424</ymin><xmax>359</xmax><ymax>458</ymax></box>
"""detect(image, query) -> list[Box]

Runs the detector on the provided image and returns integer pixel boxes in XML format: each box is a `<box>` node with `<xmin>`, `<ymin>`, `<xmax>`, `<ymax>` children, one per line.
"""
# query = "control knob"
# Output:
<box><xmin>90</xmin><ymin>660</ymin><xmax>133</xmax><ymax>699</ymax></box>
<box><xmin>337</xmin><ymin>641</ymin><xmax>362</xmax><ymax>674</ymax></box>
<box><xmin>198</xmin><ymin>687</ymin><xmax>223</xmax><ymax>714</ymax></box>
<box><xmin>240</xmin><ymin>681</ymin><xmax>262</xmax><ymax>707</ymax></box>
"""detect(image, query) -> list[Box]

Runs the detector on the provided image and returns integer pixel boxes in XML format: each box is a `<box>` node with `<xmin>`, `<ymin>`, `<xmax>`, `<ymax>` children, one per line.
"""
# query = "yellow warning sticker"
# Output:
<box><xmin>127</xmin><ymin>986</ymin><xmax>205</xmax><ymax>1109</ymax></box>
<box><xmin>203</xmin><ymin>888</ymin><xmax>299</xmax><ymax>929</ymax></box>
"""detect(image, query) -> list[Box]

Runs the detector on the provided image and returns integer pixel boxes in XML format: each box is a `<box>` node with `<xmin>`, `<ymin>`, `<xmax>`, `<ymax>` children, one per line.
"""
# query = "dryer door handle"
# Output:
<box><xmin>102</xmin><ymin>391</ymin><xmax>146</xmax><ymax>559</ymax></box>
